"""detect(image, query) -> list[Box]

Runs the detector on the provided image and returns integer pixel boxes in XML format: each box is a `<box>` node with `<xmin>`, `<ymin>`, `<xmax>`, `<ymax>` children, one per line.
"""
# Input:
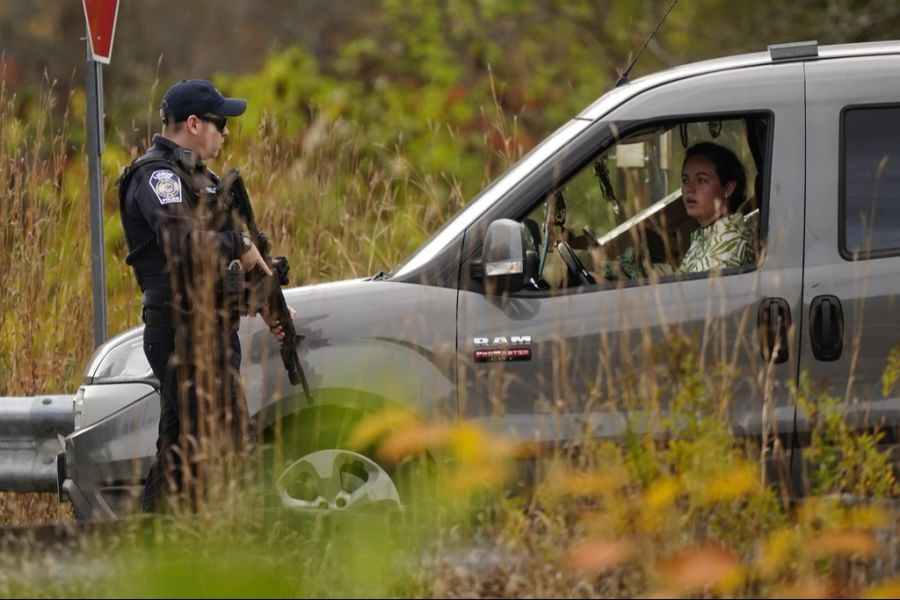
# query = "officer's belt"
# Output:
<box><xmin>142</xmin><ymin>305</ymin><xmax>200</xmax><ymax>329</ymax></box>
<box><xmin>142</xmin><ymin>307</ymin><xmax>174</xmax><ymax>328</ymax></box>
<box><xmin>138</xmin><ymin>274</ymin><xmax>169</xmax><ymax>289</ymax></box>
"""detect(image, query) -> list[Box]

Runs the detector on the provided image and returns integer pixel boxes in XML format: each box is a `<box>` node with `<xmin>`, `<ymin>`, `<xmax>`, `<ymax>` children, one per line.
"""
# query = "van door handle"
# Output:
<box><xmin>810</xmin><ymin>295</ymin><xmax>843</xmax><ymax>361</ymax></box>
<box><xmin>758</xmin><ymin>297</ymin><xmax>791</xmax><ymax>364</ymax></box>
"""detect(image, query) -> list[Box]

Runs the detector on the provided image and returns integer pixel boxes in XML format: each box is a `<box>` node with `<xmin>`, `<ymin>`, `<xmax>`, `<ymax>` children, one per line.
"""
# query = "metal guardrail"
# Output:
<box><xmin>0</xmin><ymin>395</ymin><xmax>75</xmax><ymax>493</ymax></box>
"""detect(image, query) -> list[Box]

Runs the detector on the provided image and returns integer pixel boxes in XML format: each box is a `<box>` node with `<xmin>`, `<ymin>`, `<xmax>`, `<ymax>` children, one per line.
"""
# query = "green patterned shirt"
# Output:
<box><xmin>679</xmin><ymin>214</ymin><xmax>756</xmax><ymax>273</ymax></box>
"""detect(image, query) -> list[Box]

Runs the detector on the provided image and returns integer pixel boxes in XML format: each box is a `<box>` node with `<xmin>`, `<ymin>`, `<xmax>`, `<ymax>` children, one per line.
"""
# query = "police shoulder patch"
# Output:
<box><xmin>148</xmin><ymin>170</ymin><xmax>182</xmax><ymax>205</ymax></box>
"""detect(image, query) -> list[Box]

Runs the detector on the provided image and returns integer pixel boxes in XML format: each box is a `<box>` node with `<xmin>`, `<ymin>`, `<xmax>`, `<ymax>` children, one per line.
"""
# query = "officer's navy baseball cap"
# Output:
<box><xmin>160</xmin><ymin>79</ymin><xmax>247</xmax><ymax>123</ymax></box>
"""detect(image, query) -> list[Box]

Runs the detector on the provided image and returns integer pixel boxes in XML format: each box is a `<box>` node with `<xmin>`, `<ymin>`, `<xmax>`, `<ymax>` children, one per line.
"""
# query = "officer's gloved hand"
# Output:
<box><xmin>267</xmin><ymin>306</ymin><xmax>297</xmax><ymax>341</ymax></box>
<box><xmin>240</xmin><ymin>242</ymin><xmax>273</xmax><ymax>276</ymax></box>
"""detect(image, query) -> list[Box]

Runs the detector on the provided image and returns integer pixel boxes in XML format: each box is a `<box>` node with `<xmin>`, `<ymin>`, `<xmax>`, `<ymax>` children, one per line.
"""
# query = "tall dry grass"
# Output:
<box><xmin>0</xmin><ymin>74</ymin><xmax>87</xmax><ymax>525</ymax></box>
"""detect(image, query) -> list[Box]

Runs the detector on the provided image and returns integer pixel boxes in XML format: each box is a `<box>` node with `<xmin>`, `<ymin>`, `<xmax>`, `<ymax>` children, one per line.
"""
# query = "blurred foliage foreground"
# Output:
<box><xmin>3</xmin><ymin>6</ymin><xmax>900</xmax><ymax>597</ymax></box>
<box><xmin>0</xmin><ymin>348</ymin><xmax>900</xmax><ymax>598</ymax></box>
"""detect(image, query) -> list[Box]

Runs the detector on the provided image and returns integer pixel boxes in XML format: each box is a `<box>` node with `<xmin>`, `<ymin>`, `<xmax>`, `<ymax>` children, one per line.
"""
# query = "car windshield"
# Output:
<box><xmin>391</xmin><ymin>118</ymin><xmax>591</xmax><ymax>278</ymax></box>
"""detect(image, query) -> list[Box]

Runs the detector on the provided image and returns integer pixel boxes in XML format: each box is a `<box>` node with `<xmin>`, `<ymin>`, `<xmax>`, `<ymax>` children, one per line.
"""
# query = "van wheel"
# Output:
<box><xmin>263</xmin><ymin>407</ymin><xmax>408</xmax><ymax>513</ymax></box>
<box><xmin>275</xmin><ymin>449</ymin><xmax>402</xmax><ymax>512</ymax></box>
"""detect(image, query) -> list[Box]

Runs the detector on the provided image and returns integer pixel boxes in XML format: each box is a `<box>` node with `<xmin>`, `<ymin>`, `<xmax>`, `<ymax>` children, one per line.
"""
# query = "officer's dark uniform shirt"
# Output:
<box><xmin>119</xmin><ymin>134</ymin><xmax>242</xmax><ymax>312</ymax></box>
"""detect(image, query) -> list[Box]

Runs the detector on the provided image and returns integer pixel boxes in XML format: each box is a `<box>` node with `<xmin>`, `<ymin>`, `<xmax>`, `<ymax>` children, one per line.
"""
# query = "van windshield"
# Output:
<box><xmin>392</xmin><ymin>118</ymin><xmax>591</xmax><ymax>279</ymax></box>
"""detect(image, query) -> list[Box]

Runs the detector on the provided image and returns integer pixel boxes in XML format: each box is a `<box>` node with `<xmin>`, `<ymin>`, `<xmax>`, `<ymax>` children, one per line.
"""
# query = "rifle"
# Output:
<box><xmin>220</xmin><ymin>169</ymin><xmax>312</xmax><ymax>402</ymax></box>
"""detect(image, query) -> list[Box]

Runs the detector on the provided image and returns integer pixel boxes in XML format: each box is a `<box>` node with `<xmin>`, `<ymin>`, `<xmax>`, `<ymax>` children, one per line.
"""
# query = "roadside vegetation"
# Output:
<box><xmin>1</xmin><ymin>344</ymin><xmax>900</xmax><ymax>597</ymax></box>
<box><xmin>1</xmin><ymin>2</ymin><xmax>900</xmax><ymax>596</ymax></box>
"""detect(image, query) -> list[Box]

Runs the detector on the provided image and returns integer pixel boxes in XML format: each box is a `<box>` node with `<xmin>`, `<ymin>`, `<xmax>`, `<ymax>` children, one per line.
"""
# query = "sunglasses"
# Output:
<box><xmin>197</xmin><ymin>114</ymin><xmax>227</xmax><ymax>133</ymax></box>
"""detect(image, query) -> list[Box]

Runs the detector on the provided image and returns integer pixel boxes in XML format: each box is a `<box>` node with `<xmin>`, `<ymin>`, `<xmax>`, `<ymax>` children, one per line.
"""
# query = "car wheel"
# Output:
<box><xmin>275</xmin><ymin>449</ymin><xmax>402</xmax><ymax>512</ymax></box>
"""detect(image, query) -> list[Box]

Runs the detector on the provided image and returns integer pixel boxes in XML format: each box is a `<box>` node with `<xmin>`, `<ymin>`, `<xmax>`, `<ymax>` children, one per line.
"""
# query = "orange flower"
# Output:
<box><xmin>660</xmin><ymin>545</ymin><xmax>742</xmax><ymax>594</ymax></box>
<box><xmin>376</xmin><ymin>423</ymin><xmax>449</xmax><ymax>465</ymax></box>
<box><xmin>347</xmin><ymin>407</ymin><xmax>418</xmax><ymax>451</ymax></box>
<box><xmin>809</xmin><ymin>530</ymin><xmax>878</xmax><ymax>559</ymax></box>
<box><xmin>568</xmin><ymin>538</ymin><xmax>634</xmax><ymax>575</ymax></box>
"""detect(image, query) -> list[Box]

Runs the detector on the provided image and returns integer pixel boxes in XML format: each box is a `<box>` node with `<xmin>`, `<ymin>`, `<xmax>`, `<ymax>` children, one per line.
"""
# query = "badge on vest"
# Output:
<box><xmin>149</xmin><ymin>170</ymin><xmax>182</xmax><ymax>205</ymax></box>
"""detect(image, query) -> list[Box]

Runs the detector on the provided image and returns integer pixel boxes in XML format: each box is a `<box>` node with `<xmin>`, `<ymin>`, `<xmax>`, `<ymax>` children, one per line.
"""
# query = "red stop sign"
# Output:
<box><xmin>81</xmin><ymin>0</ymin><xmax>120</xmax><ymax>63</ymax></box>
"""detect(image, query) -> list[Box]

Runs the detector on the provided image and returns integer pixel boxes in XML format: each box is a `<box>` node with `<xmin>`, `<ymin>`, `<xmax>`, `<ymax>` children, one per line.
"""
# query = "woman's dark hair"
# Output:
<box><xmin>684</xmin><ymin>142</ymin><xmax>746</xmax><ymax>214</ymax></box>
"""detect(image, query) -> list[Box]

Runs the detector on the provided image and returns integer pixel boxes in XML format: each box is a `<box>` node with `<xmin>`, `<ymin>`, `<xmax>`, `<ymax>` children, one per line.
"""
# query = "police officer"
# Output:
<box><xmin>118</xmin><ymin>79</ymin><xmax>285</xmax><ymax>512</ymax></box>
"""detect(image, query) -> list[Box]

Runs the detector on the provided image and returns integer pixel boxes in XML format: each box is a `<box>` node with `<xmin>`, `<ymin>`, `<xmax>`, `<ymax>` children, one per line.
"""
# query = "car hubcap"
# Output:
<box><xmin>275</xmin><ymin>449</ymin><xmax>401</xmax><ymax>512</ymax></box>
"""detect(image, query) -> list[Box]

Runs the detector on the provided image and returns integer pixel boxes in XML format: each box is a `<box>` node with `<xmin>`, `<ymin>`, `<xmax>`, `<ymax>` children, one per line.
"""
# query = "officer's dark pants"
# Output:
<box><xmin>140</xmin><ymin>318</ymin><xmax>245</xmax><ymax>513</ymax></box>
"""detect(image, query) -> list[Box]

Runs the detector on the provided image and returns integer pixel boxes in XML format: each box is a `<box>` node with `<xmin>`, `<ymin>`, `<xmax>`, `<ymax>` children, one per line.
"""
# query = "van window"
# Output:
<box><xmin>520</xmin><ymin>115</ymin><xmax>767</xmax><ymax>290</ymax></box>
<box><xmin>842</xmin><ymin>106</ymin><xmax>900</xmax><ymax>259</ymax></box>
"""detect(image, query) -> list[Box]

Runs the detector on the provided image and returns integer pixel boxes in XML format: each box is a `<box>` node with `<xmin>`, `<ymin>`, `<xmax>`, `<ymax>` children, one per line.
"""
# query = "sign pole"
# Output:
<box><xmin>85</xmin><ymin>36</ymin><xmax>107</xmax><ymax>348</ymax></box>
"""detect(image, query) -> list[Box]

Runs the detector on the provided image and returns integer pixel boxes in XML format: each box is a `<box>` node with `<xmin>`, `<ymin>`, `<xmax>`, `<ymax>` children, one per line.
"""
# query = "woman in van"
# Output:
<box><xmin>678</xmin><ymin>142</ymin><xmax>756</xmax><ymax>273</ymax></box>
<box><xmin>598</xmin><ymin>141</ymin><xmax>755</xmax><ymax>280</ymax></box>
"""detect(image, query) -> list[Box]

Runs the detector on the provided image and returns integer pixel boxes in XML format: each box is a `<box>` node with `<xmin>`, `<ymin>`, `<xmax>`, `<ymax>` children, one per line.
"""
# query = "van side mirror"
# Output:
<box><xmin>481</xmin><ymin>219</ymin><xmax>538</xmax><ymax>296</ymax></box>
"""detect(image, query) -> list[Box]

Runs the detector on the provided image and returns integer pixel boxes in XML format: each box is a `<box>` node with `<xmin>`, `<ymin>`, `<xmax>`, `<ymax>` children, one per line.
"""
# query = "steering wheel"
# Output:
<box><xmin>556</xmin><ymin>241</ymin><xmax>596</xmax><ymax>286</ymax></box>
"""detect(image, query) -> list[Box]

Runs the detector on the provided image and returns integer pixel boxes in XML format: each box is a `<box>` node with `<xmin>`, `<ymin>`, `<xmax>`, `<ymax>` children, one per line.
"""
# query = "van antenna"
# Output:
<box><xmin>615</xmin><ymin>0</ymin><xmax>681</xmax><ymax>87</ymax></box>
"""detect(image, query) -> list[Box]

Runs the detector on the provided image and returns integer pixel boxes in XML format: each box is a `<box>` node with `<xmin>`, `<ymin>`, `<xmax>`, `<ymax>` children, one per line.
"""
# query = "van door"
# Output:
<box><xmin>802</xmin><ymin>54</ymin><xmax>900</xmax><ymax>442</ymax></box>
<box><xmin>457</xmin><ymin>62</ymin><xmax>806</xmax><ymax>453</ymax></box>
